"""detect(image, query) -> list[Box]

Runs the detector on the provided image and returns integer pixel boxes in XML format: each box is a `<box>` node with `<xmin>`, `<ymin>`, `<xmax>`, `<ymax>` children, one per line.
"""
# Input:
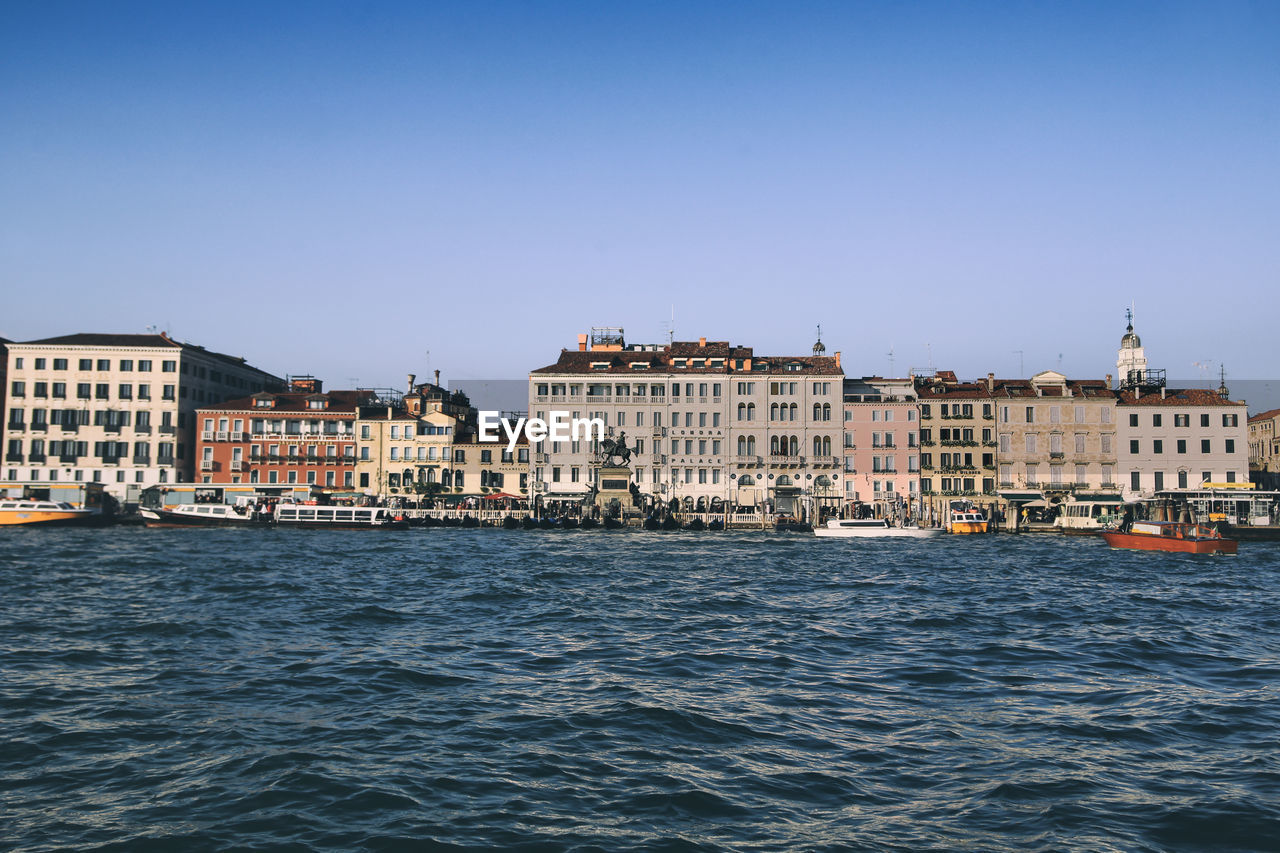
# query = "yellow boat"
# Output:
<box><xmin>0</xmin><ymin>499</ymin><xmax>98</xmax><ymax>527</ymax></box>
<box><xmin>947</xmin><ymin>500</ymin><xmax>990</xmax><ymax>535</ymax></box>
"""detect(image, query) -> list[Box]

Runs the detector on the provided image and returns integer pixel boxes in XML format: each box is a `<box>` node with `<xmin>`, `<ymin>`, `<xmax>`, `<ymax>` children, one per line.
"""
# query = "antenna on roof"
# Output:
<box><xmin>887</xmin><ymin>346</ymin><xmax>895</xmax><ymax>376</ymax></box>
<box><xmin>1013</xmin><ymin>349</ymin><xmax>1024</xmax><ymax>378</ymax></box>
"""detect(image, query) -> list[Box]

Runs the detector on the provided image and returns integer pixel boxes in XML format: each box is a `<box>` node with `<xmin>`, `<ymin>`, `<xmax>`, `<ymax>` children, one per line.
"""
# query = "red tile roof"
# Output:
<box><xmin>531</xmin><ymin>342</ymin><xmax>842</xmax><ymax>375</ymax></box>
<box><xmin>1249</xmin><ymin>408</ymin><xmax>1280</xmax><ymax>422</ymax></box>
<box><xmin>1116</xmin><ymin>388</ymin><xmax>1245</xmax><ymax>407</ymax></box>
<box><xmin>198</xmin><ymin>389</ymin><xmax>374</xmax><ymax>414</ymax></box>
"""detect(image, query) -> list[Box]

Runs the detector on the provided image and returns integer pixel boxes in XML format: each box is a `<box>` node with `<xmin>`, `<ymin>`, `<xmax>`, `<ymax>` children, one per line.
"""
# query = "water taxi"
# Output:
<box><xmin>1101</xmin><ymin>521</ymin><xmax>1237</xmax><ymax>555</ymax></box>
<box><xmin>815</xmin><ymin>518</ymin><xmax>944</xmax><ymax>538</ymax></box>
<box><xmin>1054</xmin><ymin>496</ymin><xmax>1125</xmax><ymax>534</ymax></box>
<box><xmin>0</xmin><ymin>499</ymin><xmax>99</xmax><ymax>527</ymax></box>
<box><xmin>140</xmin><ymin>500</ymin><xmax>272</xmax><ymax>528</ymax></box>
<box><xmin>946</xmin><ymin>500</ymin><xmax>989</xmax><ymax>535</ymax></box>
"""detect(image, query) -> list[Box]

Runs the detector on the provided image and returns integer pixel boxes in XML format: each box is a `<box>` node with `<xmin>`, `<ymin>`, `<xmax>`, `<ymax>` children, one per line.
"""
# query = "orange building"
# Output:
<box><xmin>195</xmin><ymin>377</ymin><xmax>372</xmax><ymax>491</ymax></box>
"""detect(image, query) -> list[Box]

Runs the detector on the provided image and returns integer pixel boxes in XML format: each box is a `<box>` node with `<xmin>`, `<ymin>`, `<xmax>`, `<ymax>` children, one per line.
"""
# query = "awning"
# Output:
<box><xmin>998</xmin><ymin>491</ymin><xmax>1043</xmax><ymax>501</ymax></box>
<box><xmin>482</xmin><ymin>492</ymin><xmax>524</xmax><ymax>501</ymax></box>
<box><xmin>1072</xmin><ymin>493</ymin><xmax>1124</xmax><ymax>502</ymax></box>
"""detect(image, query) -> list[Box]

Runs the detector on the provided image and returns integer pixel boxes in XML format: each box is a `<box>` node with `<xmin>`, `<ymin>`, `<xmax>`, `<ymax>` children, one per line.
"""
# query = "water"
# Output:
<box><xmin>3</xmin><ymin>529</ymin><xmax>1279</xmax><ymax>851</ymax></box>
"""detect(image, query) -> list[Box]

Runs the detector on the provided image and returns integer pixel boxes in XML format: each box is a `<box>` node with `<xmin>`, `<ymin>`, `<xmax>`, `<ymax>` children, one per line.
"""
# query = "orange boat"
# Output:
<box><xmin>1101</xmin><ymin>521</ymin><xmax>1237</xmax><ymax>555</ymax></box>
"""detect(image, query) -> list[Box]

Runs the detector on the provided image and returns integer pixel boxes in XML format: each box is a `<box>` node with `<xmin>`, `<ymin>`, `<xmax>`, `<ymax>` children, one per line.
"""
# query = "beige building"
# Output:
<box><xmin>4</xmin><ymin>333</ymin><xmax>281</xmax><ymax>499</ymax></box>
<box><xmin>914</xmin><ymin>372</ymin><xmax>1000</xmax><ymax>519</ymax></box>
<box><xmin>1249</xmin><ymin>408</ymin><xmax>1280</xmax><ymax>488</ymax></box>
<box><xmin>994</xmin><ymin>371</ymin><xmax>1119</xmax><ymax>497</ymax></box>
<box><xmin>529</xmin><ymin>329</ymin><xmax>843</xmax><ymax>518</ymax></box>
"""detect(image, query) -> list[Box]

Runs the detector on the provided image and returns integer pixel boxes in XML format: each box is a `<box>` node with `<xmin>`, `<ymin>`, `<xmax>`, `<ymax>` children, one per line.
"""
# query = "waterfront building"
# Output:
<box><xmin>528</xmin><ymin>329</ymin><xmax>843</xmax><ymax>518</ymax></box>
<box><xmin>1110</xmin><ymin>319</ymin><xmax>1249</xmax><ymax>500</ymax></box>
<box><xmin>841</xmin><ymin>377</ymin><xmax>919</xmax><ymax>518</ymax></box>
<box><xmin>1116</xmin><ymin>383</ymin><xmax>1249</xmax><ymax>500</ymax></box>
<box><xmin>352</xmin><ymin>375</ymin><xmax>476</xmax><ymax>499</ymax></box>
<box><xmin>452</xmin><ymin>435</ymin><xmax>530</xmax><ymax>500</ymax></box>
<box><xmin>0</xmin><ymin>337</ymin><xmax>9</xmax><ymax>463</ymax></box>
<box><xmin>195</xmin><ymin>377</ymin><xmax>367</xmax><ymax>491</ymax></box>
<box><xmin>992</xmin><ymin>371</ymin><xmax>1119</xmax><ymax>515</ymax></box>
<box><xmin>1249</xmin><ymin>408</ymin><xmax>1280</xmax><ymax>489</ymax></box>
<box><xmin>914</xmin><ymin>372</ymin><xmax>1000</xmax><ymax>521</ymax></box>
<box><xmin>4</xmin><ymin>333</ymin><xmax>282</xmax><ymax>499</ymax></box>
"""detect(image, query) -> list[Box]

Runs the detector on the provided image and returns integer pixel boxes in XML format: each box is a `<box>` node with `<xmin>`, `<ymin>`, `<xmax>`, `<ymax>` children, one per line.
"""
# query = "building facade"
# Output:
<box><xmin>915</xmin><ymin>372</ymin><xmax>1000</xmax><ymax>520</ymax></box>
<box><xmin>1249</xmin><ymin>408</ymin><xmax>1280</xmax><ymax>489</ymax></box>
<box><xmin>841</xmin><ymin>377</ymin><xmax>920</xmax><ymax>517</ymax></box>
<box><xmin>1116</xmin><ymin>386</ymin><xmax>1249</xmax><ymax>499</ymax></box>
<box><xmin>4</xmin><ymin>333</ymin><xmax>281</xmax><ymax>498</ymax></box>
<box><xmin>529</xmin><ymin>330</ymin><xmax>843</xmax><ymax>517</ymax></box>
<box><xmin>196</xmin><ymin>379</ymin><xmax>367</xmax><ymax>490</ymax></box>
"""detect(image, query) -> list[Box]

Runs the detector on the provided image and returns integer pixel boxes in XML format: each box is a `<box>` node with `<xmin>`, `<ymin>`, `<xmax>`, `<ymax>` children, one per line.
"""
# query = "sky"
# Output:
<box><xmin>2</xmin><ymin>1</ymin><xmax>1277</xmax><ymax>389</ymax></box>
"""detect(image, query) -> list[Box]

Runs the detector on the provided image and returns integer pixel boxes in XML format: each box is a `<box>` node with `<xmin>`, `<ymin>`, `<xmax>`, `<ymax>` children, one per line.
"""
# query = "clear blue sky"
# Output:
<box><xmin>2</xmin><ymin>1</ymin><xmax>1276</xmax><ymax>388</ymax></box>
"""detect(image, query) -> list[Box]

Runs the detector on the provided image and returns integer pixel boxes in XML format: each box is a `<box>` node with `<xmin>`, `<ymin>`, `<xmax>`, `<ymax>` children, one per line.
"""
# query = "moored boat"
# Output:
<box><xmin>139</xmin><ymin>502</ymin><xmax>272</xmax><ymax>528</ymax></box>
<box><xmin>1101</xmin><ymin>521</ymin><xmax>1237</xmax><ymax>555</ymax></box>
<box><xmin>946</xmin><ymin>500</ymin><xmax>989</xmax><ymax>535</ymax></box>
<box><xmin>814</xmin><ymin>518</ymin><xmax>944</xmax><ymax>538</ymax></box>
<box><xmin>0</xmin><ymin>499</ymin><xmax>99</xmax><ymax>527</ymax></box>
<box><xmin>272</xmin><ymin>503</ymin><xmax>409</xmax><ymax>530</ymax></box>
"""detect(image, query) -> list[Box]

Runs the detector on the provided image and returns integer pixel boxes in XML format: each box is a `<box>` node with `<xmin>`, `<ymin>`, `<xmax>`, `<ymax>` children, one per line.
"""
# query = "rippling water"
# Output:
<box><xmin>3</xmin><ymin>528</ymin><xmax>1279</xmax><ymax>851</ymax></box>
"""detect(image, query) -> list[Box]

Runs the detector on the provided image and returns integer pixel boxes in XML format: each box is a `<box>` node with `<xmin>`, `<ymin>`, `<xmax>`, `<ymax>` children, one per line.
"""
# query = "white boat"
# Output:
<box><xmin>814</xmin><ymin>518</ymin><xmax>944</xmax><ymax>538</ymax></box>
<box><xmin>273</xmin><ymin>504</ymin><xmax>409</xmax><ymax>530</ymax></box>
<box><xmin>140</xmin><ymin>501</ymin><xmax>271</xmax><ymax>528</ymax></box>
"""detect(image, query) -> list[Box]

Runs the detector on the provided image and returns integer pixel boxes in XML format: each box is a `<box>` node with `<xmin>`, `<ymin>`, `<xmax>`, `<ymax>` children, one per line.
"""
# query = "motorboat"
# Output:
<box><xmin>1101</xmin><ymin>521</ymin><xmax>1237</xmax><ymax>555</ymax></box>
<box><xmin>814</xmin><ymin>518</ymin><xmax>944</xmax><ymax>538</ymax></box>
<box><xmin>140</xmin><ymin>501</ymin><xmax>272</xmax><ymax>528</ymax></box>
<box><xmin>0</xmin><ymin>499</ymin><xmax>98</xmax><ymax>527</ymax></box>
<box><xmin>946</xmin><ymin>500</ymin><xmax>989</xmax><ymax>535</ymax></box>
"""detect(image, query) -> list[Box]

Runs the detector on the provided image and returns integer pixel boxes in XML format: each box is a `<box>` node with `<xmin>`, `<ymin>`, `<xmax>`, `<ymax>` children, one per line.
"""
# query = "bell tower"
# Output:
<box><xmin>1116</xmin><ymin>308</ymin><xmax>1147</xmax><ymax>389</ymax></box>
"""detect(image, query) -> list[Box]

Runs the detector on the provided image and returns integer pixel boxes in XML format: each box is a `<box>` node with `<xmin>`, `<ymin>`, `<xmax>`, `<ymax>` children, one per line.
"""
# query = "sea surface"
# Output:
<box><xmin>2</xmin><ymin>528</ymin><xmax>1279</xmax><ymax>851</ymax></box>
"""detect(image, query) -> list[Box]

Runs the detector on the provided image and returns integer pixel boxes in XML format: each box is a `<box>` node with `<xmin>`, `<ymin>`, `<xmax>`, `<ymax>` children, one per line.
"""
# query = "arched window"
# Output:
<box><xmin>442</xmin><ymin>469</ymin><xmax>452</xmax><ymax>486</ymax></box>
<box><xmin>747</xmin><ymin>403</ymin><xmax>755</xmax><ymax>421</ymax></box>
<box><xmin>404</xmin><ymin>468</ymin><xmax>416</xmax><ymax>483</ymax></box>
<box><xmin>770</xmin><ymin>435</ymin><xmax>779</xmax><ymax>454</ymax></box>
<box><xmin>770</xmin><ymin>403</ymin><xmax>779</xmax><ymax>421</ymax></box>
<box><xmin>822</xmin><ymin>403</ymin><xmax>831</xmax><ymax>421</ymax></box>
<box><xmin>746</xmin><ymin>436</ymin><xmax>756</xmax><ymax>455</ymax></box>
<box><xmin>737</xmin><ymin>436</ymin><xmax>746</xmax><ymax>454</ymax></box>
<box><xmin>789</xmin><ymin>403</ymin><xmax>798</xmax><ymax>421</ymax></box>
<box><xmin>789</xmin><ymin>435</ymin><xmax>799</xmax><ymax>456</ymax></box>
<box><xmin>737</xmin><ymin>403</ymin><xmax>746</xmax><ymax>421</ymax></box>
<box><xmin>822</xmin><ymin>436</ymin><xmax>831</xmax><ymax>455</ymax></box>
<box><xmin>814</xmin><ymin>436</ymin><xmax>823</xmax><ymax>456</ymax></box>
<box><xmin>777</xmin><ymin>475</ymin><xmax>792</xmax><ymax>486</ymax></box>
<box><xmin>814</xmin><ymin>403</ymin><xmax>822</xmax><ymax>421</ymax></box>
<box><xmin>739</xmin><ymin>475</ymin><xmax>755</xmax><ymax>486</ymax></box>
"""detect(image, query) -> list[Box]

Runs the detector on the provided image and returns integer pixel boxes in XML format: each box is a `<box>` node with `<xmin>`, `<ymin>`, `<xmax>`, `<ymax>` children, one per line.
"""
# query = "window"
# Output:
<box><xmin>1178</xmin><ymin>471</ymin><xmax>1188</xmax><ymax>488</ymax></box>
<box><xmin>1074</xmin><ymin>433</ymin><xmax>1085</xmax><ymax>453</ymax></box>
<box><xmin>1130</xmin><ymin>440</ymin><xmax>1140</xmax><ymax>454</ymax></box>
<box><xmin>118</xmin><ymin>384</ymin><xmax>132</xmax><ymax>400</ymax></box>
<box><xmin>1152</xmin><ymin>414</ymin><xmax>1162</xmax><ymax>427</ymax></box>
<box><xmin>120</xmin><ymin>359</ymin><xmax>133</xmax><ymax>371</ymax></box>
<box><xmin>1153</xmin><ymin>440</ymin><xmax>1163</xmax><ymax>454</ymax></box>
<box><xmin>1226</xmin><ymin>439</ymin><xmax>1236</xmax><ymax>454</ymax></box>
<box><xmin>79</xmin><ymin>359</ymin><xmax>92</xmax><ymax>370</ymax></box>
<box><xmin>138</xmin><ymin>360</ymin><xmax>152</xmax><ymax>371</ymax></box>
<box><xmin>1201</xmin><ymin>414</ymin><xmax>1210</xmax><ymax>427</ymax></box>
<box><xmin>1129</xmin><ymin>413</ymin><xmax>1139</xmax><ymax>427</ymax></box>
<box><xmin>52</xmin><ymin>382</ymin><xmax>65</xmax><ymax>399</ymax></box>
<box><xmin>1174</xmin><ymin>414</ymin><xmax>1189</xmax><ymax>427</ymax></box>
<box><xmin>1201</xmin><ymin>439</ymin><xmax>1211</xmax><ymax>453</ymax></box>
<box><xmin>1026</xmin><ymin>407</ymin><xmax>1034</xmax><ymax>423</ymax></box>
<box><xmin>54</xmin><ymin>358</ymin><xmax>67</xmax><ymax>370</ymax></box>
<box><xmin>163</xmin><ymin>385</ymin><xmax>175</xmax><ymax>400</ymax></box>
<box><xmin>1154</xmin><ymin>471</ymin><xmax>1164</xmax><ymax>491</ymax></box>
<box><xmin>138</xmin><ymin>384</ymin><xmax>150</xmax><ymax>400</ymax></box>
<box><xmin>1025</xmin><ymin>434</ymin><xmax>1037</xmax><ymax>453</ymax></box>
<box><xmin>96</xmin><ymin>359</ymin><xmax>110</xmax><ymax>371</ymax></box>
<box><xmin>162</xmin><ymin>360</ymin><xmax>176</xmax><ymax>372</ymax></box>
<box><xmin>1177</xmin><ymin>439</ymin><xmax>1186</xmax><ymax>454</ymax></box>
<box><xmin>10</xmin><ymin>382</ymin><xmax>24</xmax><ymax>397</ymax></box>
<box><xmin>95</xmin><ymin>384</ymin><xmax>109</xmax><ymax>399</ymax></box>
<box><xmin>1131</xmin><ymin>471</ymin><xmax>1141</xmax><ymax>491</ymax></box>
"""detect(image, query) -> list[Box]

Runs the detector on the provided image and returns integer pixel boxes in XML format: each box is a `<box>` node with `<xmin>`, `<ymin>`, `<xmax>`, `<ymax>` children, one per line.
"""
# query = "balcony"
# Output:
<box><xmin>231</xmin><ymin>460</ymin><xmax>244</xmax><ymax>471</ymax></box>
<box><xmin>159</xmin><ymin>424</ymin><xmax>176</xmax><ymax>434</ymax></box>
<box><xmin>102</xmin><ymin>455</ymin><xmax>121</xmax><ymax>466</ymax></box>
<box><xmin>1049</xmin><ymin>452</ymin><xmax>1065</xmax><ymax>460</ymax></box>
<box><xmin>135</xmin><ymin>424</ymin><xmax>152</xmax><ymax>434</ymax></box>
<box><xmin>7</xmin><ymin>422</ymin><xmax>24</xmax><ymax>432</ymax></box>
<box><xmin>132</xmin><ymin>455</ymin><xmax>151</xmax><ymax>466</ymax></box>
<box><xmin>813</xmin><ymin>455</ymin><xmax>842</xmax><ymax>468</ymax></box>
<box><xmin>104</xmin><ymin>423</ymin><xmax>122</xmax><ymax>433</ymax></box>
<box><xmin>157</xmin><ymin>454</ymin><xmax>175</xmax><ymax>466</ymax></box>
<box><xmin>231</xmin><ymin>431</ymin><xmax>244</xmax><ymax>442</ymax></box>
<box><xmin>29</xmin><ymin>422</ymin><xmax>48</xmax><ymax>432</ymax></box>
<box><xmin>734</xmin><ymin>455</ymin><xmax>762</xmax><ymax>466</ymax></box>
<box><xmin>28</xmin><ymin>453</ymin><xmax>46</xmax><ymax>463</ymax></box>
<box><xmin>201</xmin><ymin>431</ymin><xmax>214</xmax><ymax>441</ymax></box>
<box><xmin>768</xmin><ymin>455</ymin><xmax>805</xmax><ymax>467</ymax></box>
<box><xmin>200</xmin><ymin>459</ymin><xmax>216</xmax><ymax>471</ymax></box>
<box><xmin>216</xmin><ymin>431</ymin><xmax>229</xmax><ymax>441</ymax></box>
<box><xmin>5</xmin><ymin>453</ymin><xmax>22</xmax><ymax>463</ymax></box>
<box><xmin>59</xmin><ymin>454</ymin><xmax>79</xmax><ymax>464</ymax></box>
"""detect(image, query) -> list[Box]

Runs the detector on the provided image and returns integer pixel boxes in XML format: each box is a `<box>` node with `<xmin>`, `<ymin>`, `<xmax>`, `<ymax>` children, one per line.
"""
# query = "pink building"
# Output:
<box><xmin>842</xmin><ymin>377</ymin><xmax>920</xmax><ymax>519</ymax></box>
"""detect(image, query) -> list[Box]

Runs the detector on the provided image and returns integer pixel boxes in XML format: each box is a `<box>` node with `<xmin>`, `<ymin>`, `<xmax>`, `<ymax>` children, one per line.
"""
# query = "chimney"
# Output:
<box><xmin>1106</xmin><ymin>373</ymin><xmax>1112</xmax><ymax>389</ymax></box>
<box><xmin>835</xmin><ymin>351</ymin><xmax>842</xmax><ymax>369</ymax></box>
<box><xmin>407</xmin><ymin>373</ymin><xmax>416</xmax><ymax>394</ymax></box>
<box><xmin>699</xmin><ymin>337</ymin><xmax>706</xmax><ymax>348</ymax></box>
<box><xmin>578</xmin><ymin>333</ymin><xmax>589</xmax><ymax>352</ymax></box>
<box><xmin>434</xmin><ymin>369</ymin><xmax>441</xmax><ymax>387</ymax></box>
<box><xmin>1161</xmin><ymin>386</ymin><xmax>1166</xmax><ymax>399</ymax></box>
<box><xmin>987</xmin><ymin>372</ymin><xmax>994</xmax><ymax>394</ymax></box>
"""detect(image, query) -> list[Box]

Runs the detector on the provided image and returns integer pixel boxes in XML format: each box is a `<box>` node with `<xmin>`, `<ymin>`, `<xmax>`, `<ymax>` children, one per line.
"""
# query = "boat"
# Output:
<box><xmin>1054</xmin><ymin>495</ymin><xmax>1125</xmax><ymax>534</ymax></box>
<box><xmin>946</xmin><ymin>500</ymin><xmax>989</xmax><ymax>535</ymax></box>
<box><xmin>0</xmin><ymin>499</ymin><xmax>99</xmax><ymax>527</ymax></box>
<box><xmin>139</xmin><ymin>501</ymin><xmax>272</xmax><ymax>528</ymax></box>
<box><xmin>272</xmin><ymin>504</ymin><xmax>410</xmax><ymax>530</ymax></box>
<box><xmin>1101</xmin><ymin>521</ymin><xmax>1237</xmax><ymax>555</ymax></box>
<box><xmin>814</xmin><ymin>518</ymin><xmax>944</xmax><ymax>538</ymax></box>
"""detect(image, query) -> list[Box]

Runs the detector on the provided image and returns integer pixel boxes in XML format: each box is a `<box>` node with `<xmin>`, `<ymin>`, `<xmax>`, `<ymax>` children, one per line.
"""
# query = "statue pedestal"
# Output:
<box><xmin>594</xmin><ymin>466</ymin><xmax>633</xmax><ymax>515</ymax></box>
